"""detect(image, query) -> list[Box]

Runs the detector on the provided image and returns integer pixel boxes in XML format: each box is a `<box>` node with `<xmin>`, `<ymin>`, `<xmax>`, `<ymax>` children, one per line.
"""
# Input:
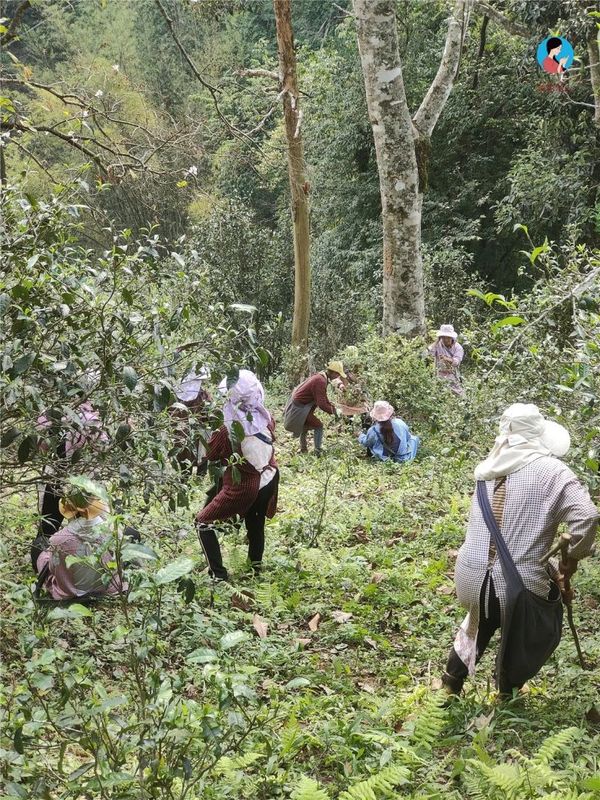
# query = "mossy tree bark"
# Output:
<box><xmin>353</xmin><ymin>0</ymin><xmax>473</xmax><ymax>336</ymax></box>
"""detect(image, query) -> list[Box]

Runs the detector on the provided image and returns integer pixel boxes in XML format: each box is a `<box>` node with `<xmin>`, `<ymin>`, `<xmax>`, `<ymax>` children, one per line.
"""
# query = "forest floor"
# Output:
<box><xmin>2</xmin><ymin>407</ymin><xmax>600</xmax><ymax>799</ymax></box>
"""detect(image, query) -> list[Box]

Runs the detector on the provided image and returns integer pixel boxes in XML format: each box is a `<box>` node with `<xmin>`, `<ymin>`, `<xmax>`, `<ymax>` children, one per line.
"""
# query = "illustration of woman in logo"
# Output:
<box><xmin>542</xmin><ymin>37</ymin><xmax>569</xmax><ymax>74</ymax></box>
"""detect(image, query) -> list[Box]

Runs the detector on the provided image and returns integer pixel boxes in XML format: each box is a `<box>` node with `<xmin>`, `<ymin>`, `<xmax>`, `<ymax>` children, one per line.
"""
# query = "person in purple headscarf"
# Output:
<box><xmin>169</xmin><ymin>367</ymin><xmax>212</xmax><ymax>473</ymax></box>
<box><xmin>195</xmin><ymin>370</ymin><xmax>279</xmax><ymax>581</ymax></box>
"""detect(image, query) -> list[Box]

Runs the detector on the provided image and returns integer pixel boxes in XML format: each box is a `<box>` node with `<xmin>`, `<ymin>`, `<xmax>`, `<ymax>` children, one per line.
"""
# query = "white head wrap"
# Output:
<box><xmin>474</xmin><ymin>403</ymin><xmax>570</xmax><ymax>480</ymax></box>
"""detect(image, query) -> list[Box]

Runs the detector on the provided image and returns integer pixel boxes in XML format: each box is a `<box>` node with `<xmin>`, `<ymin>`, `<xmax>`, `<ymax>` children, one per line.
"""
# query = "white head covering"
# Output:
<box><xmin>174</xmin><ymin>368</ymin><xmax>210</xmax><ymax>403</ymax></box>
<box><xmin>371</xmin><ymin>400</ymin><xmax>394</xmax><ymax>422</ymax></box>
<box><xmin>436</xmin><ymin>324</ymin><xmax>458</xmax><ymax>340</ymax></box>
<box><xmin>474</xmin><ymin>403</ymin><xmax>570</xmax><ymax>481</ymax></box>
<box><xmin>220</xmin><ymin>369</ymin><xmax>271</xmax><ymax>436</ymax></box>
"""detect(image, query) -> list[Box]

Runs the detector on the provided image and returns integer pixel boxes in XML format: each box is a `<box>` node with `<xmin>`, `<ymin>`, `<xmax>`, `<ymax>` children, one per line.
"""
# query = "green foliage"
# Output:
<box><xmin>0</xmin><ymin>184</ymin><xmax>263</xmax><ymax>505</ymax></box>
<box><xmin>340</xmin><ymin>334</ymin><xmax>460</xmax><ymax>432</ymax></box>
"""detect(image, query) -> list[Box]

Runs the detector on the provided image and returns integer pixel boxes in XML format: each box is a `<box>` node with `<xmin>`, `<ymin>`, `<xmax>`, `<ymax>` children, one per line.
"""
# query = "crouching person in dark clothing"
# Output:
<box><xmin>442</xmin><ymin>404</ymin><xmax>598</xmax><ymax>697</ymax></box>
<box><xmin>195</xmin><ymin>370</ymin><xmax>279</xmax><ymax>582</ymax></box>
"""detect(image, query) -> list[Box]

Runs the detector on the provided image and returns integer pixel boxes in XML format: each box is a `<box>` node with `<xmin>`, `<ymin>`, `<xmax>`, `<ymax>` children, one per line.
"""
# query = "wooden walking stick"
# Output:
<box><xmin>557</xmin><ymin>533</ymin><xmax>589</xmax><ymax>670</ymax></box>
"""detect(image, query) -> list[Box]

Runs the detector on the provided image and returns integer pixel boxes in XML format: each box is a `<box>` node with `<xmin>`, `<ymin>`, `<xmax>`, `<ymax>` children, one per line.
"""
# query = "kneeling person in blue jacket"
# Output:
<box><xmin>359</xmin><ymin>401</ymin><xmax>419</xmax><ymax>463</ymax></box>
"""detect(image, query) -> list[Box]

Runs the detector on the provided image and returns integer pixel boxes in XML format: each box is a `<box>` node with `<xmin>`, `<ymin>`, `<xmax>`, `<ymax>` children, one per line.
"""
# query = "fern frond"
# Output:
<box><xmin>214</xmin><ymin>751</ymin><xmax>262</xmax><ymax>778</ymax></box>
<box><xmin>409</xmin><ymin>692</ymin><xmax>448</xmax><ymax>752</ymax></box>
<box><xmin>533</xmin><ymin>726</ymin><xmax>581</xmax><ymax>764</ymax></box>
<box><xmin>291</xmin><ymin>775</ymin><xmax>331</xmax><ymax>800</ymax></box>
<box><xmin>338</xmin><ymin>763</ymin><xmax>410</xmax><ymax>800</ymax></box>
<box><xmin>465</xmin><ymin>759</ymin><xmax>522</xmax><ymax>799</ymax></box>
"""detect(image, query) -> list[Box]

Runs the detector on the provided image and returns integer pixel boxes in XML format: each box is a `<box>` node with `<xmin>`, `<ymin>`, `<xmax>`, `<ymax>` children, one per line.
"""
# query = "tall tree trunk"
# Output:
<box><xmin>353</xmin><ymin>0</ymin><xmax>472</xmax><ymax>337</ymax></box>
<box><xmin>273</xmin><ymin>0</ymin><xmax>311</xmax><ymax>356</ymax></box>
<box><xmin>588</xmin><ymin>30</ymin><xmax>600</xmax><ymax>130</ymax></box>
<box><xmin>353</xmin><ymin>0</ymin><xmax>424</xmax><ymax>336</ymax></box>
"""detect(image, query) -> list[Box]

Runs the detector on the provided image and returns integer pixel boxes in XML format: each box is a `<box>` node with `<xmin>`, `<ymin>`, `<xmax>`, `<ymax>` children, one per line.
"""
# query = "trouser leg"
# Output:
<box><xmin>39</xmin><ymin>484</ymin><xmax>64</xmax><ymax>537</ymax></box>
<box><xmin>313</xmin><ymin>426</ymin><xmax>324</xmax><ymax>454</ymax></box>
<box><xmin>244</xmin><ymin>475</ymin><xmax>278</xmax><ymax>571</ymax></box>
<box><xmin>443</xmin><ymin>576</ymin><xmax>501</xmax><ymax>692</ymax></box>
<box><xmin>196</xmin><ymin>523</ymin><xmax>229</xmax><ymax>580</ymax></box>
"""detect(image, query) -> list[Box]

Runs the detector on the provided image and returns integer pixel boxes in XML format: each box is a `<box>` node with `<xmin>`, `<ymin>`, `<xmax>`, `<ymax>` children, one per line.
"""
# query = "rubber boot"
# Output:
<box><xmin>313</xmin><ymin>426</ymin><xmax>324</xmax><ymax>456</ymax></box>
<box><xmin>300</xmin><ymin>431</ymin><xmax>308</xmax><ymax>453</ymax></box>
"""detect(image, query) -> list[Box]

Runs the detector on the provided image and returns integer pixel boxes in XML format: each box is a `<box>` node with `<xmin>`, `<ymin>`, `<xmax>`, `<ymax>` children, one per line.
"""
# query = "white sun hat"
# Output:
<box><xmin>474</xmin><ymin>403</ymin><xmax>571</xmax><ymax>480</ymax></box>
<box><xmin>435</xmin><ymin>324</ymin><xmax>458</xmax><ymax>339</ymax></box>
<box><xmin>370</xmin><ymin>400</ymin><xmax>395</xmax><ymax>422</ymax></box>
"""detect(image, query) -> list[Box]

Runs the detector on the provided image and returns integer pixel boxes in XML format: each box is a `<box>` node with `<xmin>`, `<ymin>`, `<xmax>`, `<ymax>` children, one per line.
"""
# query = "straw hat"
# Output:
<box><xmin>370</xmin><ymin>400</ymin><xmax>394</xmax><ymax>422</ymax></box>
<box><xmin>326</xmin><ymin>360</ymin><xmax>347</xmax><ymax>379</ymax></box>
<box><xmin>59</xmin><ymin>493</ymin><xmax>109</xmax><ymax>520</ymax></box>
<box><xmin>435</xmin><ymin>324</ymin><xmax>458</xmax><ymax>339</ymax></box>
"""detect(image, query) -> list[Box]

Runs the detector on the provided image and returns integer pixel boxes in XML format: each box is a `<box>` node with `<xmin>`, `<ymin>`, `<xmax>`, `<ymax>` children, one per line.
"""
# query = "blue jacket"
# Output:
<box><xmin>358</xmin><ymin>418</ymin><xmax>420</xmax><ymax>463</ymax></box>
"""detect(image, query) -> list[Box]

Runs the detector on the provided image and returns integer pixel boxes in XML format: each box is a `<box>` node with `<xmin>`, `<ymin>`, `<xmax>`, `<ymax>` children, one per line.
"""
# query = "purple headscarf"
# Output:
<box><xmin>221</xmin><ymin>369</ymin><xmax>271</xmax><ymax>436</ymax></box>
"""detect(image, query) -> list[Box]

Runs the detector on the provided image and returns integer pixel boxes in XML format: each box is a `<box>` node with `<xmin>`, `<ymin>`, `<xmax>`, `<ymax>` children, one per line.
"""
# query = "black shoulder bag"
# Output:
<box><xmin>476</xmin><ymin>481</ymin><xmax>563</xmax><ymax>691</ymax></box>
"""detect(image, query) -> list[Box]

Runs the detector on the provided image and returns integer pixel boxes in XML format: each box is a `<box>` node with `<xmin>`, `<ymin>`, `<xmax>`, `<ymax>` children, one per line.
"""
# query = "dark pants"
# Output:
<box><xmin>197</xmin><ymin>474</ymin><xmax>278</xmax><ymax>581</ymax></box>
<box><xmin>444</xmin><ymin>574</ymin><xmax>508</xmax><ymax>693</ymax></box>
<box><xmin>39</xmin><ymin>484</ymin><xmax>64</xmax><ymax>537</ymax></box>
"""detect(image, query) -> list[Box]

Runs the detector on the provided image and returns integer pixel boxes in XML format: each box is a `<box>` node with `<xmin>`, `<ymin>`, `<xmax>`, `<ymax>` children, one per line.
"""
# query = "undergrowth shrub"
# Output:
<box><xmin>340</xmin><ymin>334</ymin><xmax>464</xmax><ymax>433</ymax></box>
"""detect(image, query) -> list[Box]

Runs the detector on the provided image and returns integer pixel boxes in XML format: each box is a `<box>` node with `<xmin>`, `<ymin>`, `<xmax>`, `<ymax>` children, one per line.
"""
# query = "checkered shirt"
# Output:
<box><xmin>455</xmin><ymin>456</ymin><xmax>599</xmax><ymax>616</ymax></box>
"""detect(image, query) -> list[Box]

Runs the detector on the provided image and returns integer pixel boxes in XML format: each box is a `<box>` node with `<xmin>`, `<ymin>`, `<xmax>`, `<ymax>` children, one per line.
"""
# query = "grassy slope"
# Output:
<box><xmin>1</xmin><ymin>408</ymin><xmax>599</xmax><ymax>798</ymax></box>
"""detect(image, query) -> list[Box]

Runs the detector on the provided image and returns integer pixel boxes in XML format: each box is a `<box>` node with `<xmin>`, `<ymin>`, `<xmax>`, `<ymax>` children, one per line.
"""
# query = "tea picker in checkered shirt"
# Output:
<box><xmin>442</xmin><ymin>403</ymin><xmax>598</xmax><ymax>696</ymax></box>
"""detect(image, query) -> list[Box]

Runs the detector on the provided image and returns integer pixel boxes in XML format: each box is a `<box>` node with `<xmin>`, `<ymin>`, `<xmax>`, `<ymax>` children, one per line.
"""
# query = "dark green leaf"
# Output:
<box><xmin>122</xmin><ymin>366</ymin><xmax>138</xmax><ymax>391</ymax></box>
<box><xmin>1</xmin><ymin>427</ymin><xmax>20</xmax><ymax>448</ymax></box>
<box><xmin>11</xmin><ymin>352</ymin><xmax>36</xmax><ymax>377</ymax></box>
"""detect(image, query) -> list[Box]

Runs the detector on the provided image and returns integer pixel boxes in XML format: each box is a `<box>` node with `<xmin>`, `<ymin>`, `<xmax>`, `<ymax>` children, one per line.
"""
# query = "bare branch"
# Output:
<box><xmin>154</xmin><ymin>0</ymin><xmax>265</xmax><ymax>152</ymax></box>
<box><xmin>10</xmin><ymin>139</ymin><xmax>59</xmax><ymax>183</ymax></box>
<box><xmin>0</xmin><ymin>0</ymin><xmax>31</xmax><ymax>46</ymax></box>
<box><xmin>413</xmin><ymin>0</ymin><xmax>474</xmax><ymax>139</ymax></box>
<box><xmin>154</xmin><ymin>0</ymin><xmax>220</xmax><ymax>95</ymax></box>
<box><xmin>1</xmin><ymin>120</ymin><xmax>108</xmax><ymax>175</ymax></box>
<box><xmin>475</xmin><ymin>0</ymin><xmax>530</xmax><ymax>38</ymax></box>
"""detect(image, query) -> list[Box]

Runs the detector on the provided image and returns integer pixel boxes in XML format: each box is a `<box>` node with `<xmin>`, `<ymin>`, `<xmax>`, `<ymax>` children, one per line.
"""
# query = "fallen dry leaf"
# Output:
<box><xmin>252</xmin><ymin>614</ymin><xmax>268</xmax><ymax>639</ymax></box>
<box><xmin>358</xmin><ymin>681</ymin><xmax>376</xmax><ymax>694</ymax></box>
<box><xmin>431</xmin><ymin>677</ymin><xmax>443</xmax><ymax>690</ymax></box>
<box><xmin>386</xmin><ymin>536</ymin><xmax>403</xmax><ymax>547</ymax></box>
<box><xmin>332</xmin><ymin>610</ymin><xmax>353</xmax><ymax>624</ymax></box>
<box><xmin>371</xmin><ymin>572</ymin><xmax>385</xmax><ymax>584</ymax></box>
<box><xmin>364</xmin><ymin>637</ymin><xmax>378</xmax><ymax>650</ymax></box>
<box><xmin>231</xmin><ymin>591</ymin><xmax>253</xmax><ymax>612</ymax></box>
<box><xmin>436</xmin><ymin>585</ymin><xmax>455</xmax><ymax>596</ymax></box>
<box><xmin>308</xmin><ymin>613</ymin><xmax>321</xmax><ymax>632</ymax></box>
<box><xmin>295</xmin><ymin>638</ymin><xmax>311</xmax><ymax>647</ymax></box>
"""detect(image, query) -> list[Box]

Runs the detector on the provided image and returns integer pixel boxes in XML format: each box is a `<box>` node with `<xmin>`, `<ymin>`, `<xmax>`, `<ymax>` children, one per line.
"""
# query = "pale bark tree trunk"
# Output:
<box><xmin>273</xmin><ymin>0</ymin><xmax>311</xmax><ymax>357</ymax></box>
<box><xmin>588</xmin><ymin>30</ymin><xmax>600</xmax><ymax>130</ymax></box>
<box><xmin>353</xmin><ymin>0</ymin><xmax>472</xmax><ymax>336</ymax></box>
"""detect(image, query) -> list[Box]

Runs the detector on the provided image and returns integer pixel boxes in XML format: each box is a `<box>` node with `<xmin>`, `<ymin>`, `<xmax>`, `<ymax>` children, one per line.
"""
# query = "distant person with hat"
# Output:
<box><xmin>429</xmin><ymin>324</ymin><xmax>464</xmax><ymax>395</ymax></box>
<box><xmin>358</xmin><ymin>401</ymin><xmax>420</xmax><ymax>463</ymax></box>
<box><xmin>283</xmin><ymin>361</ymin><xmax>346</xmax><ymax>456</ymax></box>
<box><xmin>441</xmin><ymin>404</ymin><xmax>598</xmax><ymax>696</ymax></box>
<box><xmin>35</xmin><ymin>485</ymin><xmax>127</xmax><ymax>601</ymax></box>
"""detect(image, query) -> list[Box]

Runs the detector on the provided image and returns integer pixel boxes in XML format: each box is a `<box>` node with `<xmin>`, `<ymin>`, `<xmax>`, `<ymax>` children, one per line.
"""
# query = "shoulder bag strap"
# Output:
<box><xmin>476</xmin><ymin>480</ymin><xmax>524</xmax><ymax>590</ymax></box>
